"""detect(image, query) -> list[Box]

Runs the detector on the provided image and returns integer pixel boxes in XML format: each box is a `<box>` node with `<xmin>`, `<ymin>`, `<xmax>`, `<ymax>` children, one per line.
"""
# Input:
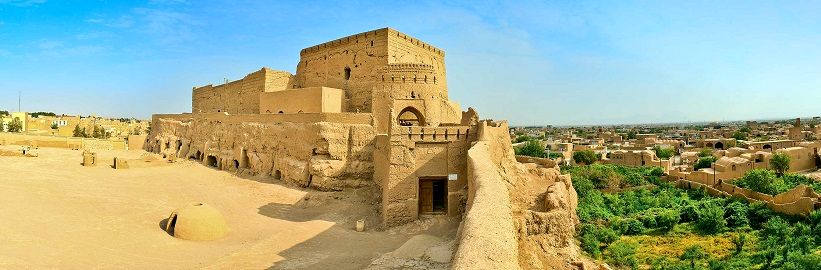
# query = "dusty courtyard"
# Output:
<box><xmin>0</xmin><ymin>146</ymin><xmax>458</xmax><ymax>269</ymax></box>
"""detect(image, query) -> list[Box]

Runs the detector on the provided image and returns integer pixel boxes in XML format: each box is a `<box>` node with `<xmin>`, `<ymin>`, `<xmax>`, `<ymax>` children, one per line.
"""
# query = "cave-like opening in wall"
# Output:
<box><xmin>206</xmin><ymin>156</ymin><xmax>218</xmax><ymax>168</ymax></box>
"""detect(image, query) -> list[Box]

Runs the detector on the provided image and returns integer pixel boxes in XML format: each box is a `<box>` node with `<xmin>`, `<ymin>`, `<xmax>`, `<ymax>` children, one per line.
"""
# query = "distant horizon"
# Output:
<box><xmin>1</xmin><ymin>1</ymin><xmax>819</xmax><ymax>126</ymax></box>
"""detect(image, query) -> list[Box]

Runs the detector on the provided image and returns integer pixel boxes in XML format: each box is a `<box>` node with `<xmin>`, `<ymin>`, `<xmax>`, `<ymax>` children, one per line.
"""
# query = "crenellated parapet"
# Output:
<box><xmin>299</xmin><ymin>28</ymin><xmax>444</xmax><ymax>57</ymax></box>
<box><xmin>377</xmin><ymin>63</ymin><xmax>439</xmax><ymax>84</ymax></box>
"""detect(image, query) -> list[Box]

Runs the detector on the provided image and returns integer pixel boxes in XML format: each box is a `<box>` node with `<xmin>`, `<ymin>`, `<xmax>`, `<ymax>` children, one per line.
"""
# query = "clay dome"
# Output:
<box><xmin>165</xmin><ymin>203</ymin><xmax>228</xmax><ymax>241</ymax></box>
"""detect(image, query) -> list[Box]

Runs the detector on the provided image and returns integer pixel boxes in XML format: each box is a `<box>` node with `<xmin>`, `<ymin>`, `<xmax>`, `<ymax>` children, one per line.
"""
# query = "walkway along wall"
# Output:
<box><xmin>453</xmin><ymin>120</ymin><xmax>582</xmax><ymax>270</ymax></box>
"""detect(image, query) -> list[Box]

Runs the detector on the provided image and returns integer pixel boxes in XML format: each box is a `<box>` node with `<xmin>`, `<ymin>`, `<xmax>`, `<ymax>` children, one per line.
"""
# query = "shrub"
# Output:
<box><xmin>734</xmin><ymin>169</ymin><xmax>782</xmax><ymax>195</ymax></box>
<box><xmin>694</xmin><ymin>156</ymin><xmax>717</xmax><ymax>170</ymax></box>
<box><xmin>573</xmin><ymin>150</ymin><xmax>599</xmax><ymax>165</ymax></box>
<box><xmin>748</xmin><ymin>201</ymin><xmax>775</xmax><ymax>229</ymax></box>
<box><xmin>615</xmin><ymin>217</ymin><xmax>645</xmax><ymax>235</ymax></box>
<box><xmin>7</xmin><ymin>117</ymin><xmax>22</xmax><ymax>133</ymax></box>
<box><xmin>696</xmin><ymin>203</ymin><xmax>726</xmax><ymax>234</ymax></box>
<box><xmin>732</xmin><ymin>131</ymin><xmax>748</xmax><ymax>141</ymax></box>
<box><xmin>653</xmin><ymin>145</ymin><xmax>675</xmax><ymax>159</ymax></box>
<box><xmin>680</xmin><ymin>245</ymin><xmax>708</xmax><ymax>269</ymax></box>
<box><xmin>656</xmin><ymin>209</ymin><xmax>680</xmax><ymax>232</ymax></box>
<box><xmin>698</xmin><ymin>148</ymin><xmax>714</xmax><ymax>158</ymax></box>
<box><xmin>514</xmin><ymin>135</ymin><xmax>532</xmax><ymax>143</ymax></box>
<box><xmin>514</xmin><ymin>140</ymin><xmax>545</xmax><ymax>158</ymax></box>
<box><xmin>573</xmin><ymin>176</ymin><xmax>595</xmax><ymax>198</ymax></box>
<box><xmin>725</xmin><ymin>200</ymin><xmax>750</xmax><ymax>228</ymax></box>
<box><xmin>580</xmin><ymin>230</ymin><xmax>602</xmax><ymax>257</ymax></box>
<box><xmin>606</xmin><ymin>241</ymin><xmax>639</xmax><ymax>269</ymax></box>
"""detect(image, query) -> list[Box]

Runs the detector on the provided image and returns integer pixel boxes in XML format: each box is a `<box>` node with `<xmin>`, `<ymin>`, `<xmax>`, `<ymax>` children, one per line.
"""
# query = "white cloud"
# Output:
<box><xmin>86</xmin><ymin>7</ymin><xmax>201</xmax><ymax>45</ymax></box>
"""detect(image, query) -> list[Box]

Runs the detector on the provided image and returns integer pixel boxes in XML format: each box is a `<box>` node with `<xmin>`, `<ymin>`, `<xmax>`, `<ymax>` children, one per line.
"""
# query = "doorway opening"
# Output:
<box><xmin>419</xmin><ymin>177</ymin><xmax>447</xmax><ymax>215</ymax></box>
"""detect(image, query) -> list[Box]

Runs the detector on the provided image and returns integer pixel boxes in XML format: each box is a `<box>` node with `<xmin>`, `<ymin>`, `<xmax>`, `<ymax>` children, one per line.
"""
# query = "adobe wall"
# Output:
<box><xmin>127</xmin><ymin>135</ymin><xmax>147</xmax><ymax>150</ymax></box>
<box><xmin>454</xmin><ymin>120</ymin><xmax>581</xmax><ymax>269</ymax></box>
<box><xmin>192</xmin><ymin>68</ymin><xmax>294</xmax><ymax>114</ymax></box>
<box><xmin>379</xmin><ymin>124</ymin><xmax>475</xmax><ymax>226</ymax></box>
<box><xmin>146</xmin><ymin>113</ymin><xmax>376</xmax><ymax>191</ymax></box>
<box><xmin>0</xmin><ymin>133</ymin><xmax>126</xmax><ymax>150</ymax></box>
<box><xmin>259</xmin><ymin>87</ymin><xmax>345</xmax><ymax>114</ymax></box>
<box><xmin>294</xmin><ymin>28</ymin><xmax>447</xmax><ymax>113</ymax></box>
<box><xmin>452</xmin><ymin>140</ymin><xmax>519</xmax><ymax>270</ymax></box>
<box><xmin>295</xmin><ymin>28</ymin><xmax>391</xmax><ymax>113</ymax></box>
<box><xmin>776</xmin><ymin>147</ymin><xmax>818</xmax><ymax>173</ymax></box>
<box><xmin>676</xmin><ymin>179</ymin><xmax>820</xmax><ymax>217</ymax></box>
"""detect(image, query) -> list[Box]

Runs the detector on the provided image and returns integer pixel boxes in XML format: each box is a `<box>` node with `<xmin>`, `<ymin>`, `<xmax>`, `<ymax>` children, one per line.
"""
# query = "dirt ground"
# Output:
<box><xmin>0</xmin><ymin>146</ymin><xmax>458</xmax><ymax>269</ymax></box>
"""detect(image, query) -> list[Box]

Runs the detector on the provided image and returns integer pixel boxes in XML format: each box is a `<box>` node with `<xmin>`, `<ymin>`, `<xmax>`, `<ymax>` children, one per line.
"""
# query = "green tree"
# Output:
<box><xmin>656</xmin><ymin>209</ymin><xmax>680</xmax><ymax>232</ymax></box>
<box><xmin>514</xmin><ymin>140</ymin><xmax>545</xmax><ymax>158</ymax></box>
<box><xmin>732</xmin><ymin>131</ymin><xmax>748</xmax><ymax>141</ymax></box>
<box><xmin>514</xmin><ymin>135</ymin><xmax>532</xmax><ymax>143</ymax></box>
<box><xmin>72</xmin><ymin>125</ymin><xmax>83</xmax><ymax>137</ymax></box>
<box><xmin>50</xmin><ymin>123</ymin><xmax>58</xmax><ymax>129</ymax></box>
<box><xmin>696</xmin><ymin>203</ymin><xmax>726</xmax><ymax>234</ymax></box>
<box><xmin>573</xmin><ymin>150</ymin><xmax>599</xmax><ymax>165</ymax></box>
<box><xmin>725</xmin><ymin>201</ymin><xmax>750</xmax><ymax>228</ymax></box>
<box><xmin>91</xmin><ymin>125</ymin><xmax>101</xmax><ymax>138</ymax></box>
<box><xmin>680</xmin><ymin>245</ymin><xmax>708</xmax><ymax>269</ymax></box>
<box><xmin>653</xmin><ymin>145</ymin><xmax>675</xmax><ymax>159</ymax></box>
<box><xmin>693</xmin><ymin>156</ymin><xmax>717</xmax><ymax>170</ymax></box>
<box><xmin>698</xmin><ymin>148</ymin><xmax>713</xmax><ymax>158</ymax></box>
<box><xmin>7</xmin><ymin>117</ymin><xmax>23</xmax><ymax>132</ymax></box>
<box><xmin>736</xmin><ymin>169</ymin><xmax>779</xmax><ymax>195</ymax></box>
<box><xmin>770</xmin><ymin>152</ymin><xmax>791</xmax><ymax>176</ymax></box>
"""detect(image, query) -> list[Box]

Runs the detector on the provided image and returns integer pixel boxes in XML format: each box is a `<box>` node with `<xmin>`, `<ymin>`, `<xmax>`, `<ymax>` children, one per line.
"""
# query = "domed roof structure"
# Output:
<box><xmin>165</xmin><ymin>203</ymin><xmax>228</xmax><ymax>241</ymax></box>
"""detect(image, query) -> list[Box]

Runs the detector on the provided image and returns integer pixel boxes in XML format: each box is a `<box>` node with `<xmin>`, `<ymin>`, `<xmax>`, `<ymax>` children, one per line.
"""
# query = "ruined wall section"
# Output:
<box><xmin>192</xmin><ymin>68</ymin><xmax>293</xmax><ymax>114</ymax></box>
<box><xmin>452</xmin><ymin>141</ymin><xmax>520</xmax><ymax>270</ymax></box>
<box><xmin>296</xmin><ymin>29</ymin><xmax>391</xmax><ymax>113</ymax></box>
<box><xmin>146</xmin><ymin>114</ymin><xmax>376</xmax><ymax>191</ymax></box>
<box><xmin>453</xmin><ymin>121</ymin><xmax>582</xmax><ymax>270</ymax></box>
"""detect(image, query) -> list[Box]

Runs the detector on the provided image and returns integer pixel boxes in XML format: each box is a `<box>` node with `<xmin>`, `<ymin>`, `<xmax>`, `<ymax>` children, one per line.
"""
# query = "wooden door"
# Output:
<box><xmin>419</xmin><ymin>180</ymin><xmax>433</xmax><ymax>213</ymax></box>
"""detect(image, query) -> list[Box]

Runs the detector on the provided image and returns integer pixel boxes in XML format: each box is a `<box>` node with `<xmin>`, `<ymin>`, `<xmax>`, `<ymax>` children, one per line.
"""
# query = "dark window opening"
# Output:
<box><xmin>344</xmin><ymin>67</ymin><xmax>351</xmax><ymax>80</ymax></box>
<box><xmin>419</xmin><ymin>178</ymin><xmax>448</xmax><ymax>214</ymax></box>
<box><xmin>714</xmin><ymin>142</ymin><xmax>724</xmax><ymax>149</ymax></box>
<box><xmin>274</xmin><ymin>170</ymin><xmax>282</xmax><ymax>180</ymax></box>
<box><xmin>206</xmin><ymin>156</ymin><xmax>218</xmax><ymax>168</ymax></box>
<box><xmin>233</xmin><ymin>160</ymin><xmax>239</xmax><ymax>170</ymax></box>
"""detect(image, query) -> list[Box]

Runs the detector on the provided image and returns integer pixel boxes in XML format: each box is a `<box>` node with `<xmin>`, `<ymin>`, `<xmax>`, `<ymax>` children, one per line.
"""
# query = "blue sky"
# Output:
<box><xmin>0</xmin><ymin>0</ymin><xmax>819</xmax><ymax>125</ymax></box>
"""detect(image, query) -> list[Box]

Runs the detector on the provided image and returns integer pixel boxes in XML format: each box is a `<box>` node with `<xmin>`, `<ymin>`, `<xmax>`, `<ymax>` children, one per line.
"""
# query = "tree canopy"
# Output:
<box><xmin>770</xmin><ymin>152</ymin><xmax>791</xmax><ymax>176</ymax></box>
